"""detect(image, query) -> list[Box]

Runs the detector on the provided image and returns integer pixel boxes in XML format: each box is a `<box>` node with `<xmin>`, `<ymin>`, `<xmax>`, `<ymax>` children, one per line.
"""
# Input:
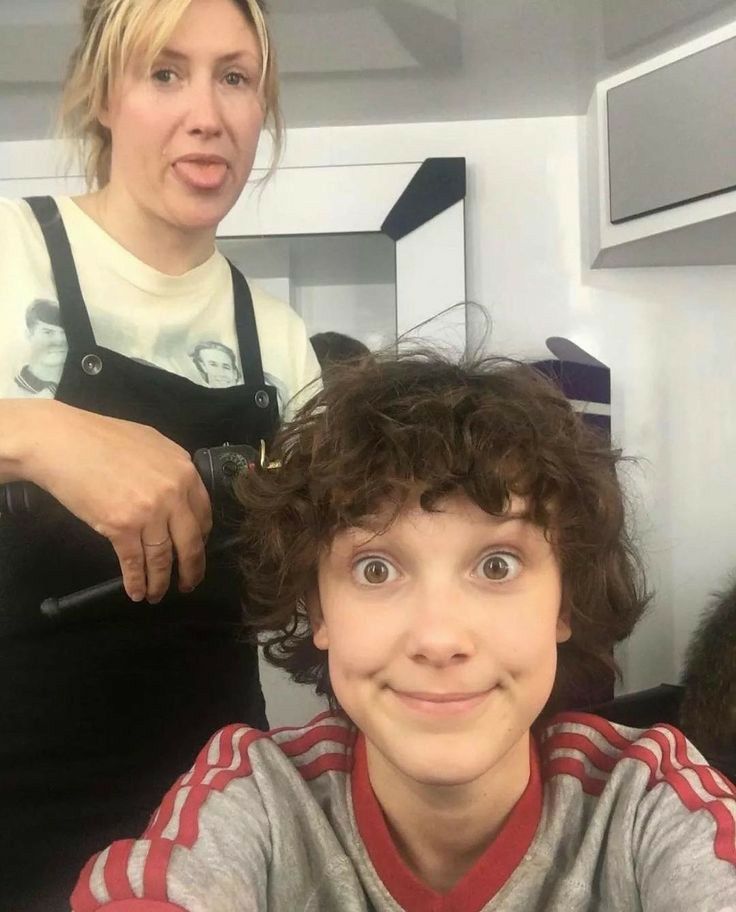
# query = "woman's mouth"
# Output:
<box><xmin>172</xmin><ymin>157</ymin><xmax>229</xmax><ymax>191</ymax></box>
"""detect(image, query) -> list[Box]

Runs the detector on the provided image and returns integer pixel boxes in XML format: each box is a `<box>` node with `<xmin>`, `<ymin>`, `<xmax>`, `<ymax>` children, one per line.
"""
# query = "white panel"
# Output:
<box><xmin>0</xmin><ymin>175</ymin><xmax>85</xmax><ymax>199</ymax></box>
<box><xmin>0</xmin><ymin>139</ymin><xmax>82</xmax><ymax>179</ymax></box>
<box><xmin>395</xmin><ymin>200</ymin><xmax>466</xmax><ymax>352</ymax></box>
<box><xmin>219</xmin><ymin>163</ymin><xmax>421</xmax><ymax>238</ymax></box>
<box><xmin>258</xmin><ymin>655</ymin><xmax>328</xmax><ymax>728</ymax></box>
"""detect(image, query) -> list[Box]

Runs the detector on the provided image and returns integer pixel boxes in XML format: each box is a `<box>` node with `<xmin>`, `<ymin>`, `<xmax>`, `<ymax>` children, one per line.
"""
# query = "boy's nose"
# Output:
<box><xmin>405</xmin><ymin>587</ymin><xmax>475</xmax><ymax>667</ymax></box>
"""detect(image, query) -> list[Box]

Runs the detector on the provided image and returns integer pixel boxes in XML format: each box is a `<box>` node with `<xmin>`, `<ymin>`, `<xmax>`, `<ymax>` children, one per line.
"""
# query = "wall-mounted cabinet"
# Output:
<box><xmin>587</xmin><ymin>21</ymin><xmax>736</xmax><ymax>267</ymax></box>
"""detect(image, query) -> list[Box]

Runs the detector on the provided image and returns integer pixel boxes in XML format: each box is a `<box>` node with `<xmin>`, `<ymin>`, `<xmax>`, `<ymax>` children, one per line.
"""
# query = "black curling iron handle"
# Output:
<box><xmin>0</xmin><ymin>480</ymin><xmax>41</xmax><ymax>515</ymax></box>
<box><xmin>40</xmin><ymin>538</ymin><xmax>234</xmax><ymax>620</ymax></box>
<box><xmin>41</xmin><ymin>578</ymin><xmax>124</xmax><ymax>619</ymax></box>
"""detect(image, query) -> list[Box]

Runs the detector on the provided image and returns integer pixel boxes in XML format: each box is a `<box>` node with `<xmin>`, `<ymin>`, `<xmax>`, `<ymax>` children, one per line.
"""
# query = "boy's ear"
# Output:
<box><xmin>556</xmin><ymin>605</ymin><xmax>572</xmax><ymax>644</ymax></box>
<box><xmin>306</xmin><ymin>589</ymin><xmax>329</xmax><ymax>651</ymax></box>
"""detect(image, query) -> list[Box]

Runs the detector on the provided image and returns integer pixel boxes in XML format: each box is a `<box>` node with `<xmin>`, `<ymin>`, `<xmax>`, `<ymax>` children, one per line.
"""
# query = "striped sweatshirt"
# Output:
<box><xmin>71</xmin><ymin>711</ymin><xmax>736</xmax><ymax>912</ymax></box>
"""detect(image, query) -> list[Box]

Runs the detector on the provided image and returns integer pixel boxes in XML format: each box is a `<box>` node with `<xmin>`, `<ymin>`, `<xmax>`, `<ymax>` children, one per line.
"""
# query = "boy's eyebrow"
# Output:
<box><xmin>493</xmin><ymin>511</ymin><xmax>532</xmax><ymax>524</ymax></box>
<box><xmin>353</xmin><ymin>509</ymin><xmax>533</xmax><ymax>536</ymax></box>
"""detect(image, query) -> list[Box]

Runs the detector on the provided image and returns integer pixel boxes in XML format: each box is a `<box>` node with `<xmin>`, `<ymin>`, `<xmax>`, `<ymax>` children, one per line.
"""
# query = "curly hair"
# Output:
<box><xmin>237</xmin><ymin>349</ymin><xmax>650</xmax><ymax>716</ymax></box>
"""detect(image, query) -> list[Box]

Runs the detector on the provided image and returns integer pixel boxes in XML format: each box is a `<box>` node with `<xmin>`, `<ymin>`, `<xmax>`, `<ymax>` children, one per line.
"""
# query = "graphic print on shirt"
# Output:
<box><xmin>14</xmin><ymin>299</ymin><xmax>68</xmax><ymax>398</ymax></box>
<box><xmin>189</xmin><ymin>340</ymin><xmax>241</xmax><ymax>388</ymax></box>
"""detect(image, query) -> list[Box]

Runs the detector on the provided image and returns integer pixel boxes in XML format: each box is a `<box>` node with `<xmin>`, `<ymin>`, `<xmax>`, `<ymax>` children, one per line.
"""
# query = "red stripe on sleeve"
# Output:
<box><xmin>277</xmin><ymin>723</ymin><xmax>355</xmax><ymax>759</ymax></box>
<box><xmin>145</xmin><ymin>725</ymin><xmax>252</xmax><ymax>841</ymax></box>
<box><xmin>268</xmin><ymin>709</ymin><xmax>336</xmax><ymax>735</ymax></box>
<box><xmin>639</xmin><ymin>727</ymin><xmax>736</xmax><ymax>865</ymax></box>
<box><xmin>142</xmin><ymin>838</ymin><xmax>176</xmax><ymax>900</ymax></box>
<box><xmin>104</xmin><ymin>840</ymin><xmax>137</xmax><ymax>899</ymax></box>
<box><xmin>658</xmin><ymin>724</ymin><xmax>736</xmax><ymax>799</ymax></box>
<box><xmin>94</xmin><ymin>902</ymin><xmax>187</xmax><ymax>911</ymax></box>
<box><xmin>70</xmin><ymin>851</ymin><xmax>103</xmax><ymax>911</ymax></box>
<box><xmin>551</xmin><ymin>712</ymin><xmax>639</xmax><ymax>752</ymax></box>
<box><xmin>542</xmin><ymin>756</ymin><xmax>607</xmax><ymax>796</ymax></box>
<box><xmin>174</xmin><ymin>727</ymin><xmax>263</xmax><ymax>846</ymax></box>
<box><xmin>174</xmin><ymin>784</ymin><xmax>219</xmax><ymax>846</ymax></box>
<box><xmin>544</xmin><ymin>732</ymin><xmax>619</xmax><ymax>774</ymax></box>
<box><xmin>296</xmin><ymin>751</ymin><xmax>354</xmax><ymax>782</ymax></box>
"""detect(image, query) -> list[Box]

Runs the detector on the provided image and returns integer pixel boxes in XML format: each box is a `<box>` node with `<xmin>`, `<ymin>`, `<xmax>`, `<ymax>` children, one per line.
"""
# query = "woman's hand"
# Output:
<box><xmin>13</xmin><ymin>399</ymin><xmax>213</xmax><ymax>603</ymax></box>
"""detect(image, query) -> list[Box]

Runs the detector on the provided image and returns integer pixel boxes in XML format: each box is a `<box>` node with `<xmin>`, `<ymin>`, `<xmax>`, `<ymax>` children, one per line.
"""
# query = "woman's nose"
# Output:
<box><xmin>186</xmin><ymin>81</ymin><xmax>223</xmax><ymax>136</ymax></box>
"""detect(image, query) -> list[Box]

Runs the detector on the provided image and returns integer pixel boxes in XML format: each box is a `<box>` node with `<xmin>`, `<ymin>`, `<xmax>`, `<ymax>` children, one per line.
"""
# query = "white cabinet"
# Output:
<box><xmin>586</xmin><ymin>20</ymin><xmax>736</xmax><ymax>267</ymax></box>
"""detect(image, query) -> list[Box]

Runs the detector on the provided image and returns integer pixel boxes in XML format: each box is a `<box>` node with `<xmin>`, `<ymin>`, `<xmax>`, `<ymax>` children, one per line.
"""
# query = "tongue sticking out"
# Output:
<box><xmin>174</xmin><ymin>160</ymin><xmax>228</xmax><ymax>191</ymax></box>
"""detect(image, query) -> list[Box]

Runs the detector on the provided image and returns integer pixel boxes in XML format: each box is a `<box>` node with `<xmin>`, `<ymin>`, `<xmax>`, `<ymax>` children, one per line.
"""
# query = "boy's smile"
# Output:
<box><xmin>310</xmin><ymin>493</ymin><xmax>570</xmax><ymax>797</ymax></box>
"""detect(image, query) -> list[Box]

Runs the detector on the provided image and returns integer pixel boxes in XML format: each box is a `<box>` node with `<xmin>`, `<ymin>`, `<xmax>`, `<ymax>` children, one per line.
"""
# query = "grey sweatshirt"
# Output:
<box><xmin>71</xmin><ymin>711</ymin><xmax>736</xmax><ymax>912</ymax></box>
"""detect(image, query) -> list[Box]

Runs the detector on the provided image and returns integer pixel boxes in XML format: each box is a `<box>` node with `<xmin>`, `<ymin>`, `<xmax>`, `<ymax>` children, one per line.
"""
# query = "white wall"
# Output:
<box><xmin>262</xmin><ymin>118</ymin><xmax>736</xmax><ymax>695</ymax></box>
<box><xmin>4</xmin><ymin>115</ymin><xmax>734</xmax><ymax>706</ymax></box>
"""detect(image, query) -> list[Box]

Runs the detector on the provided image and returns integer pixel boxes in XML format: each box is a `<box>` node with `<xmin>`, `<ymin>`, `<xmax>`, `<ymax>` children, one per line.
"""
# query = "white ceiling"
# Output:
<box><xmin>2</xmin><ymin>0</ymin><xmax>736</xmax><ymax>140</ymax></box>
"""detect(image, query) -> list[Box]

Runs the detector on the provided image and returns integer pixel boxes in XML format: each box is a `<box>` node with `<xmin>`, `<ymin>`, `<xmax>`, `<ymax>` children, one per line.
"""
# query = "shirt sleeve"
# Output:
<box><xmin>71</xmin><ymin>725</ymin><xmax>271</xmax><ymax>912</ymax></box>
<box><xmin>632</xmin><ymin>728</ymin><xmax>736</xmax><ymax>911</ymax></box>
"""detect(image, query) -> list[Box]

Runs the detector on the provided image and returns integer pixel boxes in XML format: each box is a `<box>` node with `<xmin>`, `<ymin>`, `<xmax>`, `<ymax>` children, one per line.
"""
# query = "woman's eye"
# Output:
<box><xmin>353</xmin><ymin>557</ymin><xmax>397</xmax><ymax>585</ymax></box>
<box><xmin>477</xmin><ymin>552</ymin><xmax>521</xmax><ymax>582</ymax></box>
<box><xmin>224</xmin><ymin>71</ymin><xmax>249</xmax><ymax>87</ymax></box>
<box><xmin>152</xmin><ymin>68</ymin><xmax>177</xmax><ymax>84</ymax></box>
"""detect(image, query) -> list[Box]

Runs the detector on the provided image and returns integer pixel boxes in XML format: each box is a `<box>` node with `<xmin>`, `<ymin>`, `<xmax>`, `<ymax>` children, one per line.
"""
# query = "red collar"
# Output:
<box><xmin>351</xmin><ymin>733</ymin><xmax>542</xmax><ymax>912</ymax></box>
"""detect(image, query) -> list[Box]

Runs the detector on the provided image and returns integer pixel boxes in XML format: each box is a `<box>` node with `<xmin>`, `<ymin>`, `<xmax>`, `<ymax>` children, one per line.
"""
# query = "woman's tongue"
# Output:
<box><xmin>174</xmin><ymin>159</ymin><xmax>227</xmax><ymax>190</ymax></box>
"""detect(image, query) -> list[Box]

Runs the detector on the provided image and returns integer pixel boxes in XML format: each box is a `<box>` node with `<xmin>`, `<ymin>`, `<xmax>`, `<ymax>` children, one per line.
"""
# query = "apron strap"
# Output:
<box><xmin>228</xmin><ymin>261</ymin><xmax>267</xmax><ymax>388</ymax></box>
<box><xmin>24</xmin><ymin>197</ymin><xmax>97</xmax><ymax>351</ymax></box>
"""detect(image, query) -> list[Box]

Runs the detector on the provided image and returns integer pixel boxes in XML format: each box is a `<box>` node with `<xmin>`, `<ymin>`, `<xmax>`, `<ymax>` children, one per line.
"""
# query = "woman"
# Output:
<box><xmin>0</xmin><ymin>1</ymin><xmax>319</xmax><ymax>907</ymax></box>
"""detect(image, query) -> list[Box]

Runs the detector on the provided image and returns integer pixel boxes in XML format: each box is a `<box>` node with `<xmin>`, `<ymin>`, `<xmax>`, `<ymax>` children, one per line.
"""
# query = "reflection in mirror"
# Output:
<box><xmin>217</xmin><ymin>233</ymin><xmax>397</xmax><ymax>352</ymax></box>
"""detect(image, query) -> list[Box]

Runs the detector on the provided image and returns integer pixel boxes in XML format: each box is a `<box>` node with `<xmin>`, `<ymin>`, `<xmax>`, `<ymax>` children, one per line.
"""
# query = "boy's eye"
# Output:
<box><xmin>477</xmin><ymin>552</ymin><xmax>521</xmax><ymax>582</ymax></box>
<box><xmin>353</xmin><ymin>557</ymin><xmax>397</xmax><ymax>585</ymax></box>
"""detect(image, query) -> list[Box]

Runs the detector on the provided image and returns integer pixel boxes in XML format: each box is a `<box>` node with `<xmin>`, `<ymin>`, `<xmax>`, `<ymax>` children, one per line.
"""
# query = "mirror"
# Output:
<box><xmin>218</xmin><ymin>232</ymin><xmax>397</xmax><ymax>351</ymax></box>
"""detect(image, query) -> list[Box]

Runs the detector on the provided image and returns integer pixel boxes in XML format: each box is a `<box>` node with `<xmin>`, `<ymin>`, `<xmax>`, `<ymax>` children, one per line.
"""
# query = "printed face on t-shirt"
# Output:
<box><xmin>309</xmin><ymin>494</ymin><xmax>570</xmax><ymax>797</ymax></box>
<box><xmin>27</xmin><ymin>320</ymin><xmax>67</xmax><ymax>370</ymax></box>
<box><xmin>198</xmin><ymin>346</ymin><xmax>237</xmax><ymax>387</ymax></box>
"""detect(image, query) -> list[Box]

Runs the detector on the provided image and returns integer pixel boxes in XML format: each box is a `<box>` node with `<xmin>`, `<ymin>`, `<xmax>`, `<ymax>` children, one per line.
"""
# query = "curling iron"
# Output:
<box><xmin>0</xmin><ymin>443</ymin><xmax>267</xmax><ymax>618</ymax></box>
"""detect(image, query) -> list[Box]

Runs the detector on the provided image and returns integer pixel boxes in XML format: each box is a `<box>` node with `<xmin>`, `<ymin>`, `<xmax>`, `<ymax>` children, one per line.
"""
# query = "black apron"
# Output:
<box><xmin>0</xmin><ymin>197</ymin><xmax>279</xmax><ymax>909</ymax></box>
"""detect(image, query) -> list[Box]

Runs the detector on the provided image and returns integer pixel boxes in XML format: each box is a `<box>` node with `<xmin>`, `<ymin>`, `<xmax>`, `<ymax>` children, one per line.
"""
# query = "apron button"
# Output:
<box><xmin>81</xmin><ymin>354</ymin><xmax>103</xmax><ymax>376</ymax></box>
<box><xmin>254</xmin><ymin>390</ymin><xmax>270</xmax><ymax>409</ymax></box>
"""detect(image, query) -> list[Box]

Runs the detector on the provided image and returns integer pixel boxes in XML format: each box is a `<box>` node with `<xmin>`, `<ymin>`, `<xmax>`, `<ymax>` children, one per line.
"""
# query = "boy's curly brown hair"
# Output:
<box><xmin>237</xmin><ymin>350</ymin><xmax>650</xmax><ymax>716</ymax></box>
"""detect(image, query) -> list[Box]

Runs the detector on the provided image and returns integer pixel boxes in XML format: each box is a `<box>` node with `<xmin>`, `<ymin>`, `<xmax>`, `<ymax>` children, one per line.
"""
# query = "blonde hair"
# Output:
<box><xmin>59</xmin><ymin>0</ymin><xmax>283</xmax><ymax>189</ymax></box>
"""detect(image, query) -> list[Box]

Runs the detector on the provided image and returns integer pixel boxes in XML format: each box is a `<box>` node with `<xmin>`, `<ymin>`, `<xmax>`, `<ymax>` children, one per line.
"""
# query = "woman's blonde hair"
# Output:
<box><xmin>59</xmin><ymin>0</ymin><xmax>282</xmax><ymax>189</ymax></box>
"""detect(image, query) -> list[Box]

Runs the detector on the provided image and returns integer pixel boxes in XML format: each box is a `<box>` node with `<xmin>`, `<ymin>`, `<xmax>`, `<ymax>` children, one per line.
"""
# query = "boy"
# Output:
<box><xmin>72</xmin><ymin>352</ymin><xmax>736</xmax><ymax>911</ymax></box>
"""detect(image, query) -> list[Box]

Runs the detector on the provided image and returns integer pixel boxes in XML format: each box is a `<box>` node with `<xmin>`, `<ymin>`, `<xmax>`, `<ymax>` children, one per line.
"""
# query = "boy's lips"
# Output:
<box><xmin>390</xmin><ymin>688</ymin><xmax>494</xmax><ymax>716</ymax></box>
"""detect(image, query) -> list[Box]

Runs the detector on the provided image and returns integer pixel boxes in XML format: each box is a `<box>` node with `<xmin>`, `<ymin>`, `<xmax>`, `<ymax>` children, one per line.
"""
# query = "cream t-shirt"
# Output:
<box><xmin>0</xmin><ymin>196</ymin><xmax>319</xmax><ymax>417</ymax></box>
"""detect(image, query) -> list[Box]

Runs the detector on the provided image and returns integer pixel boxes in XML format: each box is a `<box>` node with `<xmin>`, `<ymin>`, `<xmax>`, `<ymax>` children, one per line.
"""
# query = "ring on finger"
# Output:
<box><xmin>142</xmin><ymin>535</ymin><xmax>171</xmax><ymax>547</ymax></box>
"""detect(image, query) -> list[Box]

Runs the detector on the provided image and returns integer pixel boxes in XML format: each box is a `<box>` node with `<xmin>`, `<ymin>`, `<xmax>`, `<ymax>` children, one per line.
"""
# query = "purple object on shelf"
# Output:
<box><xmin>533</xmin><ymin>338</ymin><xmax>611</xmax><ymax>435</ymax></box>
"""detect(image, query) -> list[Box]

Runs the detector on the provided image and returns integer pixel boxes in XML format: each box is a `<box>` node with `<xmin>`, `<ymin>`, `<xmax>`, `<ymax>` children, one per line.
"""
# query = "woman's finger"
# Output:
<box><xmin>111</xmin><ymin>535</ymin><xmax>147</xmax><ymax>603</ymax></box>
<box><xmin>168</xmin><ymin>508</ymin><xmax>207</xmax><ymax>593</ymax></box>
<box><xmin>188</xmin><ymin>471</ymin><xmax>213</xmax><ymax>539</ymax></box>
<box><xmin>140</xmin><ymin>528</ymin><xmax>174</xmax><ymax>603</ymax></box>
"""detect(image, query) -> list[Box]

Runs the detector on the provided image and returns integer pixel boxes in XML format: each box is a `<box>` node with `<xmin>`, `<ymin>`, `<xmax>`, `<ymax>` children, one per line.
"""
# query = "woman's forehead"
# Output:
<box><xmin>122</xmin><ymin>0</ymin><xmax>262</xmax><ymax>71</ymax></box>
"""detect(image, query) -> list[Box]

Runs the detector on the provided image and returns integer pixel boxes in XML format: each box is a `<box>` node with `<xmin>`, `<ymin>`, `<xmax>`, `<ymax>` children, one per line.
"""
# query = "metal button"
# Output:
<box><xmin>81</xmin><ymin>354</ymin><xmax>103</xmax><ymax>376</ymax></box>
<box><xmin>254</xmin><ymin>390</ymin><xmax>270</xmax><ymax>409</ymax></box>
